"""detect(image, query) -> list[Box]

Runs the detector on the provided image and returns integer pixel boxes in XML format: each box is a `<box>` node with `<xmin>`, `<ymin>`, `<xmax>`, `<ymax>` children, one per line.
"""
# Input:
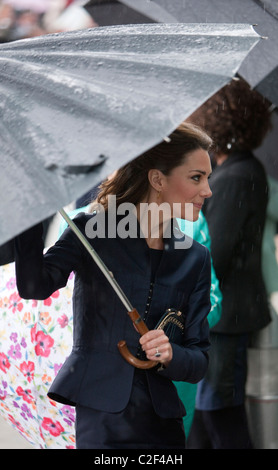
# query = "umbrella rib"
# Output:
<box><xmin>0</xmin><ymin>54</ymin><xmax>237</xmax><ymax>102</ymax></box>
<box><xmin>59</xmin><ymin>209</ymin><xmax>133</xmax><ymax>312</ymax></box>
<box><xmin>1</xmin><ymin>43</ymin><xmax>258</xmax><ymax>73</ymax></box>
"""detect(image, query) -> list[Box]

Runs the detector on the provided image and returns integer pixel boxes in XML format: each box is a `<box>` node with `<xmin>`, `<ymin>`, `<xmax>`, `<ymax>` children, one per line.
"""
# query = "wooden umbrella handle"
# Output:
<box><xmin>117</xmin><ymin>308</ymin><xmax>158</xmax><ymax>369</ymax></box>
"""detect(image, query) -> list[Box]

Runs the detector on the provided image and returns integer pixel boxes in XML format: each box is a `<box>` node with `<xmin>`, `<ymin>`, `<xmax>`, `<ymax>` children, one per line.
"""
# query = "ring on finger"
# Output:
<box><xmin>155</xmin><ymin>348</ymin><xmax>161</xmax><ymax>358</ymax></box>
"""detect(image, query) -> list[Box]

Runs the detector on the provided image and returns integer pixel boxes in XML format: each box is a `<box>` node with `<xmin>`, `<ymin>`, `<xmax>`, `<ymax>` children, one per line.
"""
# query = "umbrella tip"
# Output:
<box><xmin>252</xmin><ymin>25</ymin><xmax>268</xmax><ymax>39</ymax></box>
<box><xmin>252</xmin><ymin>23</ymin><xmax>268</xmax><ymax>39</ymax></box>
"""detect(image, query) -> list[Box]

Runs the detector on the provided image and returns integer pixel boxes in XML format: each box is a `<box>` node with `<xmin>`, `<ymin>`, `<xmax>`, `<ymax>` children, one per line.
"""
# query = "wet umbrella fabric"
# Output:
<box><xmin>254</xmin><ymin>108</ymin><xmax>278</xmax><ymax>181</ymax></box>
<box><xmin>0</xmin><ymin>23</ymin><xmax>260</xmax><ymax>246</ymax></box>
<box><xmin>83</xmin><ymin>0</ymin><xmax>178</xmax><ymax>25</ymax></box>
<box><xmin>153</xmin><ymin>0</ymin><xmax>278</xmax><ymax>106</ymax></box>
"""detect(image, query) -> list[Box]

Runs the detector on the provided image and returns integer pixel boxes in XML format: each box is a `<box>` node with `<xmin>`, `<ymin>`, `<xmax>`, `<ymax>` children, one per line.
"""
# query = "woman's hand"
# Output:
<box><xmin>139</xmin><ymin>329</ymin><xmax>173</xmax><ymax>366</ymax></box>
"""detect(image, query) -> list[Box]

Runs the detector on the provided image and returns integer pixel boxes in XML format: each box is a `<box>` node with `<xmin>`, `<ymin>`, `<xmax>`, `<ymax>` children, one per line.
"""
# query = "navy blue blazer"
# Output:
<box><xmin>15</xmin><ymin>212</ymin><xmax>211</xmax><ymax>419</ymax></box>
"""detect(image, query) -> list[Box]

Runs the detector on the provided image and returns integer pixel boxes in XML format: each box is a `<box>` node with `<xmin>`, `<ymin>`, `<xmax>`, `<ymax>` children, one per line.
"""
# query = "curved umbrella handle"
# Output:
<box><xmin>117</xmin><ymin>308</ymin><xmax>158</xmax><ymax>369</ymax></box>
<box><xmin>117</xmin><ymin>340</ymin><xmax>158</xmax><ymax>369</ymax></box>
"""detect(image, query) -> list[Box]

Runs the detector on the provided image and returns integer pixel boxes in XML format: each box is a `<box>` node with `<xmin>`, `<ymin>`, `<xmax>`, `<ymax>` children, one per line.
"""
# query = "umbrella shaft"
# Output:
<box><xmin>59</xmin><ymin>209</ymin><xmax>133</xmax><ymax>312</ymax></box>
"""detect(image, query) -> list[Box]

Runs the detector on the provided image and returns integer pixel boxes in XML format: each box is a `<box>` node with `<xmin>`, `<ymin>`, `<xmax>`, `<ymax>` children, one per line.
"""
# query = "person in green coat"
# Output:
<box><xmin>174</xmin><ymin>211</ymin><xmax>222</xmax><ymax>437</ymax></box>
<box><xmin>261</xmin><ymin>175</ymin><xmax>278</xmax><ymax>314</ymax></box>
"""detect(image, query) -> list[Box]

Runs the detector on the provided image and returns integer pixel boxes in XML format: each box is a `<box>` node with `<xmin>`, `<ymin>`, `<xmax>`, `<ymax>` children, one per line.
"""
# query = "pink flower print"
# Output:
<box><xmin>1</xmin><ymin>381</ymin><xmax>7</xmax><ymax>400</ymax></box>
<box><xmin>10</xmin><ymin>332</ymin><xmax>18</xmax><ymax>343</ymax></box>
<box><xmin>34</xmin><ymin>330</ymin><xmax>54</xmax><ymax>357</ymax></box>
<box><xmin>42</xmin><ymin>417</ymin><xmax>64</xmax><ymax>437</ymax></box>
<box><xmin>0</xmin><ymin>353</ymin><xmax>10</xmax><ymax>373</ymax></box>
<box><xmin>0</xmin><ymin>390</ymin><xmax>7</xmax><ymax>400</ymax></box>
<box><xmin>8</xmin><ymin>292</ymin><xmax>23</xmax><ymax>314</ymax></box>
<box><xmin>20</xmin><ymin>403</ymin><xmax>33</xmax><ymax>420</ymax></box>
<box><xmin>58</xmin><ymin>314</ymin><xmax>69</xmax><ymax>328</ymax></box>
<box><xmin>8</xmin><ymin>343</ymin><xmax>22</xmax><ymax>360</ymax></box>
<box><xmin>43</xmin><ymin>290</ymin><xmax>60</xmax><ymax>306</ymax></box>
<box><xmin>53</xmin><ymin>363</ymin><xmax>63</xmax><ymax>376</ymax></box>
<box><xmin>61</xmin><ymin>405</ymin><xmax>75</xmax><ymax>426</ymax></box>
<box><xmin>16</xmin><ymin>386</ymin><xmax>34</xmax><ymax>404</ymax></box>
<box><xmin>20</xmin><ymin>361</ymin><xmax>35</xmax><ymax>383</ymax></box>
<box><xmin>31</xmin><ymin>323</ymin><xmax>37</xmax><ymax>343</ymax></box>
<box><xmin>8</xmin><ymin>414</ymin><xmax>25</xmax><ymax>434</ymax></box>
<box><xmin>6</xmin><ymin>277</ymin><xmax>16</xmax><ymax>289</ymax></box>
<box><xmin>31</xmin><ymin>323</ymin><xmax>54</xmax><ymax>355</ymax></box>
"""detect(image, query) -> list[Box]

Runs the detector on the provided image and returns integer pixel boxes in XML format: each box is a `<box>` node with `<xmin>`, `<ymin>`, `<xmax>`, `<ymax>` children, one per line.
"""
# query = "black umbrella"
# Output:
<box><xmin>255</xmin><ymin>66</ymin><xmax>278</xmax><ymax>109</ymax></box>
<box><xmin>83</xmin><ymin>0</ymin><xmax>177</xmax><ymax>25</ymax></box>
<box><xmin>152</xmin><ymin>0</ymin><xmax>278</xmax><ymax>107</ymax></box>
<box><xmin>0</xmin><ymin>23</ymin><xmax>260</xmax><ymax>247</ymax></box>
<box><xmin>254</xmin><ymin>108</ymin><xmax>278</xmax><ymax>180</ymax></box>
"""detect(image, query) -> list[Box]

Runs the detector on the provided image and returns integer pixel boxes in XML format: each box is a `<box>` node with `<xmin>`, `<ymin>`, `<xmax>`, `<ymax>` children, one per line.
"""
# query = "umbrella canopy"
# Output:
<box><xmin>254</xmin><ymin>108</ymin><xmax>278</xmax><ymax>181</ymax></box>
<box><xmin>152</xmin><ymin>0</ymin><xmax>278</xmax><ymax>106</ymax></box>
<box><xmin>0</xmin><ymin>23</ymin><xmax>260</xmax><ymax>246</ymax></box>
<box><xmin>84</xmin><ymin>0</ymin><xmax>178</xmax><ymax>25</ymax></box>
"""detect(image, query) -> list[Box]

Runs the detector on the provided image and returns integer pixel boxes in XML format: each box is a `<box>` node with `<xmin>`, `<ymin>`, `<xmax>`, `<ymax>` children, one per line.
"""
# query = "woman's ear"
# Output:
<box><xmin>148</xmin><ymin>169</ymin><xmax>165</xmax><ymax>192</ymax></box>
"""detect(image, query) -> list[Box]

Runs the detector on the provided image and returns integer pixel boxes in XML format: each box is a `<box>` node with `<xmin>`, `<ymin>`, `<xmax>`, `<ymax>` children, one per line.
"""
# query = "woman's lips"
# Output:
<box><xmin>193</xmin><ymin>203</ymin><xmax>203</xmax><ymax>210</ymax></box>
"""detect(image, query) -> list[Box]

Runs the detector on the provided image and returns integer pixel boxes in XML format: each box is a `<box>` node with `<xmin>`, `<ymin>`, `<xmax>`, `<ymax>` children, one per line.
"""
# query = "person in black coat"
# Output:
<box><xmin>187</xmin><ymin>78</ymin><xmax>272</xmax><ymax>449</ymax></box>
<box><xmin>15</xmin><ymin>121</ymin><xmax>213</xmax><ymax>449</ymax></box>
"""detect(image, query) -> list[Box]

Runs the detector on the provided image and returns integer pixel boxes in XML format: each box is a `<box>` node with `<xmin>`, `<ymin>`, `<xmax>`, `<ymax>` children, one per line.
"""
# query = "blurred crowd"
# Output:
<box><xmin>0</xmin><ymin>0</ymin><xmax>97</xmax><ymax>42</ymax></box>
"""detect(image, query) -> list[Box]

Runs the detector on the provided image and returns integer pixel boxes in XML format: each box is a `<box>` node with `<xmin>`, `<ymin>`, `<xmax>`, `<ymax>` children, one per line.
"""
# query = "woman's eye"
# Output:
<box><xmin>192</xmin><ymin>175</ymin><xmax>201</xmax><ymax>182</ymax></box>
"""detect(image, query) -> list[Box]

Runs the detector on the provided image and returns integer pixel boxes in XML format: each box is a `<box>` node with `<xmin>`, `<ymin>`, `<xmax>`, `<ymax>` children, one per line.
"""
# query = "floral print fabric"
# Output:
<box><xmin>0</xmin><ymin>263</ymin><xmax>76</xmax><ymax>448</ymax></box>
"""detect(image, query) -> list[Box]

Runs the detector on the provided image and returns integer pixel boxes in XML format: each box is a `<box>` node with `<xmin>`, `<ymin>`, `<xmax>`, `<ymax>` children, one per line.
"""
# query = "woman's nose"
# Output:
<box><xmin>201</xmin><ymin>181</ymin><xmax>212</xmax><ymax>199</ymax></box>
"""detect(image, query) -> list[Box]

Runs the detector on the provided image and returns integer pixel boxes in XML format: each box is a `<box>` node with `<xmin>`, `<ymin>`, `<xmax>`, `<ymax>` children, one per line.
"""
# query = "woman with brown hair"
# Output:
<box><xmin>15</xmin><ymin>121</ymin><xmax>213</xmax><ymax>449</ymax></box>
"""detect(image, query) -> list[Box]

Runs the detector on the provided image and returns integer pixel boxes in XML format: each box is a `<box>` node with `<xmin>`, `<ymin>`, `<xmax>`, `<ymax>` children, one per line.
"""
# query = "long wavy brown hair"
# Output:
<box><xmin>94</xmin><ymin>121</ymin><xmax>212</xmax><ymax>211</ymax></box>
